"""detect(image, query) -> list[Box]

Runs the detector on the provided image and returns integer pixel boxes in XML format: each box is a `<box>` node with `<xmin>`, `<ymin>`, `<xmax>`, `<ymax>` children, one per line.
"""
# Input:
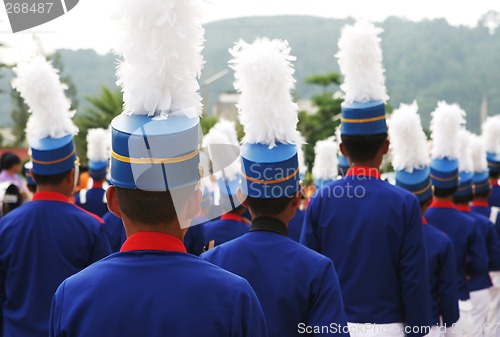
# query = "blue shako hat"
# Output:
<box><xmin>473</xmin><ymin>171</ymin><xmax>490</xmax><ymax>195</ymax></box>
<box><xmin>110</xmin><ymin>0</ymin><xmax>205</xmax><ymax>191</ymax></box>
<box><xmin>240</xmin><ymin>143</ymin><xmax>300</xmax><ymax>198</ymax></box>
<box><xmin>395</xmin><ymin>167</ymin><xmax>433</xmax><ymax>202</ymax></box>
<box><xmin>231</xmin><ymin>38</ymin><xmax>301</xmax><ymax>199</ymax></box>
<box><xmin>429</xmin><ymin>101</ymin><xmax>466</xmax><ymax>190</ymax></box>
<box><xmin>110</xmin><ymin>114</ymin><xmax>200</xmax><ymax>191</ymax></box>
<box><xmin>430</xmin><ymin>158</ymin><xmax>459</xmax><ymax>190</ymax></box>
<box><xmin>87</xmin><ymin>128</ymin><xmax>110</xmax><ymax>181</ymax></box>
<box><xmin>12</xmin><ymin>58</ymin><xmax>79</xmax><ymax>176</ymax></box>
<box><xmin>469</xmin><ymin>134</ymin><xmax>491</xmax><ymax>195</ymax></box>
<box><xmin>487</xmin><ymin>152</ymin><xmax>500</xmax><ymax>174</ymax></box>
<box><xmin>455</xmin><ymin>171</ymin><xmax>473</xmax><ymax>198</ymax></box>
<box><xmin>389</xmin><ymin>101</ymin><xmax>433</xmax><ymax>202</ymax></box>
<box><xmin>336</xmin><ymin>21</ymin><xmax>389</xmax><ymax>137</ymax></box>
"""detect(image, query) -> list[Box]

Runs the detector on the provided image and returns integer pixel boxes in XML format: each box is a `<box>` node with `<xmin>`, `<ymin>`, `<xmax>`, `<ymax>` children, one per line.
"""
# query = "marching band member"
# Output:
<box><xmin>483</xmin><ymin>117</ymin><xmax>500</xmax><ymax>208</ymax></box>
<box><xmin>48</xmin><ymin>1</ymin><xmax>267</xmax><ymax>336</ymax></box>
<box><xmin>202</xmin><ymin>37</ymin><xmax>348</xmax><ymax>337</ymax></box>
<box><xmin>0</xmin><ymin>57</ymin><xmax>111</xmax><ymax>337</ymax></box>
<box><xmin>389</xmin><ymin>101</ymin><xmax>459</xmax><ymax>336</ymax></box>
<box><xmin>301</xmin><ymin>21</ymin><xmax>432</xmax><ymax>337</ymax></box>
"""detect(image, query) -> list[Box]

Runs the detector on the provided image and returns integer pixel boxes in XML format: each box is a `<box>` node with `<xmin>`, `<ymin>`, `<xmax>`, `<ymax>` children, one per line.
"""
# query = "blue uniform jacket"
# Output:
<box><xmin>300</xmin><ymin>167</ymin><xmax>432</xmax><ymax>336</ymax></box>
<box><xmin>184</xmin><ymin>215</ymin><xmax>208</xmax><ymax>256</ymax></box>
<box><xmin>422</xmin><ymin>218</ymin><xmax>459</xmax><ymax>326</ymax></box>
<box><xmin>102</xmin><ymin>212</ymin><xmax>127</xmax><ymax>253</ymax></box>
<box><xmin>456</xmin><ymin>205</ymin><xmax>500</xmax><ymax>291</ymax></box>
<box><xmin>74</xmin><ymin>185</ymin><xmax>108</xmax><ymax>217</ymax></box>
<box><xmin>425</xmin><ymin>201</ymin><xmax>489</xmax><ymax>300</ymax></box>
<box><xmin>0</xmin><ymin>191</ymin><xmax>112</xmax><ymax>337</ymax></box>
<box><xmin>50</xmin><ymin>232</ymin><xmax>268</xmax><ymax>337</ymax></box>
<box><xmin>201</xmin><ymin>217</ymin><xmax>349</xmax><ymax>337</ymax></box>
<box><xmin>471</xmin><ymin>201</ymin><xmax>500</xmax><ymax>238</ymax></box>
<box><xmin>288</xmin><ymin>209</ymin><xmax>305</xmax><ymax>242</ymax></box>
<box><xmin>203</xmin><ymin>213</ymin><xmax>250</xmax><ymax>248</ymax></box>
<box><xmin>490</xmin><ymin>183</ymin><xmax>500</xmax><ymax>208</ymax></box>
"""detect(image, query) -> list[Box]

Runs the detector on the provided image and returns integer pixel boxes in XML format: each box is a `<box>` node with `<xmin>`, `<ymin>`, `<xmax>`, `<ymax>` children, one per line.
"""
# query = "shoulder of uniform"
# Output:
<box><xmin>71</xmin><ymin>204</ymin><xmax>105</xmax><ymax>224</ymax></box>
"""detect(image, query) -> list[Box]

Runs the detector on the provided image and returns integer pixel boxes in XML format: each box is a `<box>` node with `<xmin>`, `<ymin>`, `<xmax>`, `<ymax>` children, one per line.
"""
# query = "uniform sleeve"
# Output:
<box><xmin>300</xmin><ymin>195</ymin><xmax>321</xmax><ymax>253</ymax></box>
<box><xmin>308</xmin><ymin>259</ymin><xmax>349</xmax><ymax>337</ymax></box>
<box><xmin>438</xmin><ymin>238</ymin><xmax>459</xmax><ymax>326</ymax></box>
<box><xmin>400</xmin><ymin>197</ymin><xmax>432</xmax><ymax>337</ymax></box>
<box><xmin>49</xmin><ymin>281</ymin><xmax>65</xmax><ymax>337</ymax></box>
<box><xmin>486</xmin><ymin>223</ymin><xmax>500</xmax><ymax>271</ymax></box>
<box><xmin>91</xmin><ymin>223</ymin><xmax>113</xmax><ymax>263</ymax></box>
<box><xmin>466</xmin><ymin>221</ymin><xmax>489</xmax><ymax>277</ymax></box>
<box><xmin>231</xmin><ymin>278</ymin><xmax>268</xmax><ymax>337</ymax></box>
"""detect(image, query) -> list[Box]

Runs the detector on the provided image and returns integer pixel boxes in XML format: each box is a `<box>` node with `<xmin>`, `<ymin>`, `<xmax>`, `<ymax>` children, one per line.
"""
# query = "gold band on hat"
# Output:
<box><xmin>241</xmin><ymin>167</ymin><xmax>299</xmax><ymax>185</ymax></box>
<box><xmin>340</xmin><ymin>115</ymin><xmax>386</xmax><ymax>123</ymax></box>
<box><xmin>31</xmin><ymin>149</ymin><xmax>76</xmax><ymax>165</ymax></box>
<box><xmin>111</xmin><ymin>148</ymin><xmax>200</xmax><ymax>165</ymax></box>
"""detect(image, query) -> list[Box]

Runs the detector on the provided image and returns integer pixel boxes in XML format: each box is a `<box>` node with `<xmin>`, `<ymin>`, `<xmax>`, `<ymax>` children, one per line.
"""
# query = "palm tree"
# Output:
<box><xmin>74</xmin><ymin>86</ymin><xmax>123</xmax><ymax>165</ymax></box>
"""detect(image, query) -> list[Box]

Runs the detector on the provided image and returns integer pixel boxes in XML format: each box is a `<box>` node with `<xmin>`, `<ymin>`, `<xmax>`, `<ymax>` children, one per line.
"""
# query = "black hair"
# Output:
<box><xmin>473</xmin><ymin>189</ymin><xmax>490</xmax><ymax>199</ymax></box>
<box><xmin>246</xmin><ymin>196</ymin><xmax>293</xmax><ymax>216</ymax></box>
<box><xmin>115</xmin><ymin>186</ymin><xmax>194</xmax><ymax>225</ymax></box>
<box><xmin>0</xmin><ymin>153</ymin><xmax>21</xmax><ymax>172</ymax></box>
<box><xmin>433</xmin><ymin>186</ymin><xmax>458</xmax><ymax>198</ymax></box>
<box><xmin>453</xmin><ymin>193</ymin><xmax>473</xmax><ymax>205</ymax></box>
<box><xmin>419</xmin><ymin>196</ymin><xmax>433</xmax><ymax>209</ymax></box>
<box><xmin>490</xmin><ymin>171</ymin><xmax>500</xmax><ymax>180</ymax></box>
<box><xmin>32</xmin><ymin>170</ymin><xmax>72</xmax><ymax>186</ymax></box>
<box><xmin>341</xmin><ymin>133</ymin><xmax>388</xmax><ymax>163</ymax></box>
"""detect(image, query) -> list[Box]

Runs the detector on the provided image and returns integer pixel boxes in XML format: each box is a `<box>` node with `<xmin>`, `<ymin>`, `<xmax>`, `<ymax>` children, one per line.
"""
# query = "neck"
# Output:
<box><xmin>350</xmin><ymin>161</ymin><xmax>380</xmax><ymax>168</ymax></box>
<box><xmin>124</xmin><ymin>221</ymin><xmax>186</xmax><ymax>241</ymax></box>
<box><xmin>250</xmin><ymin>212</ymin><xmax>291</xmax><ymax>227</ymax></box>
<box><xmin>434</xmin><ymin>195</ymin><xmax>454</xmax><ymax>202</ymax></box>
<box><xmin>36</xmin><ymin>184</ymin><xmax>72</xmax><ymax>198</ymax></box>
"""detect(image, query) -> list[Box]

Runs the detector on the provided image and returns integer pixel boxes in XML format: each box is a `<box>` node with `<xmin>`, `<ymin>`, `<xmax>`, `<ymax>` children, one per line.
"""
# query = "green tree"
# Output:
<box><xmin>300</xmin><ymin>72</ymin><xmax>343</xmax><ymax>169</ymax></box>
<box><xmin>74</xmin><ymin>86</ymin><xmax>123</xmax><ymax>165</ymax></box>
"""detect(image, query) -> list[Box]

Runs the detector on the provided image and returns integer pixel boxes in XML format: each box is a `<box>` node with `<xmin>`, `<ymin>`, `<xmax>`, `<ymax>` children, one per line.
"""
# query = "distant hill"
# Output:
<box><xmin>0</xmin><ymin>15</ymin><xmax>499</xmax><ymax>132</ymax></box>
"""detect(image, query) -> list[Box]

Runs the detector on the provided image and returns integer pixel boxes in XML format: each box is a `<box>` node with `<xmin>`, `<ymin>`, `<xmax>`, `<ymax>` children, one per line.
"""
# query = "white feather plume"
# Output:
<box><xmin>470</xmin><ymin>134</ymin><xmax>488</xmax><ymax>173</ymax></box>
<box><xmin>113</xmin><ymin>0</ymin><xmax>204</xmax><ymax>118</ymax></box>
<box><xmin>388</xmin><ymin>101</ymin><xmax>429</xmax><ymax>172</ymax></box>
<box><xmin>336</xmin><ymin>20</ymin><xmax>389</xmax><ymax>103</ymax></box>
<box><xmin>87</xmin><ymin>128</ymin><xmax>110</xmax><ymax>162</ymax></box>
<box><xmin>482</xmin><ymin>116</ymin><xmax>500</xmax><ymax>153</ymax></box>
<box><xmin>296</xmin><ymin>133</ymin><xmax>307</xmax><ymax>175</ymax></box>
<box><xmin>12</xmin><ymin>57</ymin><xmax>78</xmax><ymax>143</ymax></box>
<box><xmin>430</xmin><ymin>101</ymin><xmax>466</xmax><ymax>160</ymax></box>
<box><xmin>230</xmin><ymin>38</ymin><xmax>299</xmax><ymax>148</ymax></box>
<box><xmin>312</xmin><ymin>137</ymin><xmax>338</xmax><ymax>180</ymax></box>
<box><xmin>210</xmin><ymin>119</ymin><xmax>239</xmax><ymax>146</ymax></box>
<box><xmin>457</xmin><ymin>129</ymin><xmax>473</xmax><ymax>172</ymax></box>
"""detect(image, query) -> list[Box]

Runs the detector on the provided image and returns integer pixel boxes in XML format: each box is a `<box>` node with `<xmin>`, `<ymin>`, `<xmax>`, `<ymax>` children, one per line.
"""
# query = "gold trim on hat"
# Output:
<box><xmin>340</xmin><ymin>115</ymin><xmax>386</xmax><ymax>123</ymax></box>
<box><xmin>111</xmin><ymin>148</ymin><xmax>200</xmax><ymax>165</ymax></box>
<box><xmin>31</xmin><ymin>149</ymin><xmax>76</xmax><ymax>165</ymax></box>
<box><xmin>241</xmin><ymin>167</ymin><xmax>299</xmax><ymax>185</ymax></box>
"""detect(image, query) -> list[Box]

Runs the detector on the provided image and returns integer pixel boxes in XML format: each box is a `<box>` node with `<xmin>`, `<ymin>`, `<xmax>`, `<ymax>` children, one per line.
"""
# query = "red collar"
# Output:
<box><xmin>221</xmin><ymin>213</ymin><xmax>243</xmax><ymax>222</ymax></box>
<box><xmin>429</xmin><ymin>200</ymin><xmax>457</xmax><ymax>210</ymax></box>
<box><xmin>421</xmin><ymin>216</ymin><xmax>428</xmax><ymax>225</ymax></box>
<box><xmin>92</xmin><ymin>183</ymin><xmax>103</xmax><ymax>189</ymax></box>
<box><xmin>120</xmin><ymin>232</ymin><xmax>186</xmax><ymax>253</ymax></box>
<box><xmin>471</xmin><ymin>201</ymin><xmax>489</xmax><ymax>208</ymax></box>
<box><xmin>32</xmin><ymin>191</ymin><xmax>70</xmax><ymax>203</ymax></box>
<box><xmin>455</xmin><ymin>204</ymin><xmax>471</xmax><ymax>212</ymax></box>
<box><xmin>346</xmin><ymin>166</ymin><xmax>381</xmax><ymax>179</ymax></box>
<box><xmin>492</xmin><ymin>179</ymin><xmax>499</xmax><ymax>187</ymax></box>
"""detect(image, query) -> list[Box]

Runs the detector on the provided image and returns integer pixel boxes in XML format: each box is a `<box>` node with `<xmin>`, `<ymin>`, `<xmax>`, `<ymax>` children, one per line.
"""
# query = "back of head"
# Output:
<box><xmin>341</xmin><ymin>133</ymin><xmax>388</xmax><ymax>163</ymax></box>
<box><xmin>0</xmin><ymin>152</ymin><xmax>21</xmax><ymax>172</ymax></box>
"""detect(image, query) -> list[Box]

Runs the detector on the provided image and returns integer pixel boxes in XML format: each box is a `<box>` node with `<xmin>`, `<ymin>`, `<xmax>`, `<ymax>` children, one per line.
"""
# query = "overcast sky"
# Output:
<box><xmin>0</xmin><ymin>0</ymin><xmax>499</xmax><ymax>64</ymax></box>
